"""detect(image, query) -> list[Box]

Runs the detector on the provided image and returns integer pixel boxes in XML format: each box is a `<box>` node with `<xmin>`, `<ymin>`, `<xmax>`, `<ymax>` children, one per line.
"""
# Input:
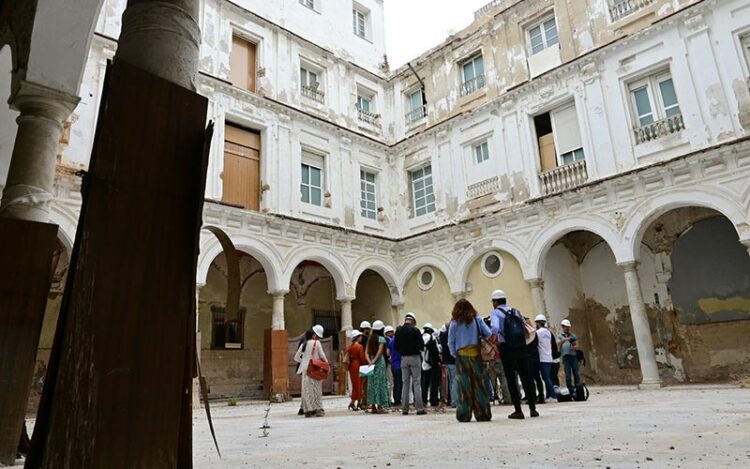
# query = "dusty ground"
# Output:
<box><xmin>190</xmin><ymin>385</ymin><xmax>750</xmax><ymax>468</ymax></box>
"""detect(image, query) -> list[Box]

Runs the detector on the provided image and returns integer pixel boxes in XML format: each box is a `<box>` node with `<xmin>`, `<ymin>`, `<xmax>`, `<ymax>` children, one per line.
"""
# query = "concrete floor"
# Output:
<box><xmin>192</xmin><ymin>385</ymin><xmax>750</xmax><ymax>469</ymax></box>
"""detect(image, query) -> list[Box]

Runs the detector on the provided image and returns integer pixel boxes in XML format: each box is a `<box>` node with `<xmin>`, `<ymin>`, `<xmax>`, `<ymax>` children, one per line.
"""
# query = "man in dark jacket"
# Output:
<box><xmin>394</xmin><ymin>312</ymin><xmax>426</xmax><ymax>415</ymax></box>
<box><xmin>421</xmin><ymin>323</ymin><xmax>441</xmax><ymax>407</ymax></box>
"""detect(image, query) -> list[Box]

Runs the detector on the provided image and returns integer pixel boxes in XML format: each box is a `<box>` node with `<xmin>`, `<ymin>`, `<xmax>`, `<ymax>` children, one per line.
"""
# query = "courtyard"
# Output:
<box><xmin>191</xmin><ymin>385</ymin><xmax>750</xmax><ymax>468</ymax></box>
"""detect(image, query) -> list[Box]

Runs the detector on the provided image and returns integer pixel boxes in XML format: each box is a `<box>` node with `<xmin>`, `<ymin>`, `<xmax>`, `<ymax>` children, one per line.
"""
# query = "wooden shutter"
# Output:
<box><xmin>539</xmin><ymin>133</ymin><xmax>557</xmax><ymax>172</ymax></box>
<box><xmin>230</xmin><ymin>36</ymin><xmax>256</xmax><ymax>92</ymax></box>
<box><xmin>222</xmin><ymin>124</ymin><xmax>260</xmax><ymax>210</ymax></box>
<box><xmin>551</xmin><ymin>104</ymin><xmax>583</xmax><ymax>156</ymax></box>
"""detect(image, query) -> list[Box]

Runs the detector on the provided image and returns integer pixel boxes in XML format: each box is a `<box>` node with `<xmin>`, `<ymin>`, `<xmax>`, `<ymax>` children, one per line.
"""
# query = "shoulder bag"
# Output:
<box><xmin>306</xmin><ymin>340</ymin><xmax>331</xmax><ymax>381</ymax></box>
<box><xmin>475</xmin><ymin>316</ymin><xmax>497</xmax><ymax>362</ymax></box>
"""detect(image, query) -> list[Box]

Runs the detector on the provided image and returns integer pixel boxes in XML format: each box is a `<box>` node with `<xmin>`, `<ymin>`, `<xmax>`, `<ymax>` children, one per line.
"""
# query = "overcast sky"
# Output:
<box><xmin>384</xmin><ymin>0</ymin><xmax>491</xmax><ymax>68</ymax></box>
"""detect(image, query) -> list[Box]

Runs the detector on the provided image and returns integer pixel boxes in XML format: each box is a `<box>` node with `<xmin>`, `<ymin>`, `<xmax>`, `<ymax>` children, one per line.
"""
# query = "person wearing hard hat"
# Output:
<box><xmin>366</xmin><ymin>320</ymin><xmax>390</xmax><ymax>414</ymax></box>
<box><xmin>394</xmin><ymin>312</ymin><xmax>426</xmax><ymax>415</ymax></box>
<box><xmin>346</xmin><ymin>330</ymin><xmax>368</xmax><ymax>411</ymax></box>
<box><xmin>420</xmin><ymin>323</ymin><xmax>441</xmax><ymax>408</ymax></box>
<box><xmin>557</xmin><ymin>319</ymin><xmax>581</xmax><ymax>395</ymax></box>
<box><xmin>489</xmin><ymin>289</ymin><xmax>539</xmax><ymax>419</ymax></box>
<box><xmin>384</xmin><ymin>325</ymin><xmax>396</xmax><ymax>406</ymax></box>
<box><xmin>359</xmin><ymin>320</ymin><xmax>372</xmax><ymax>407</ymax></box>
<box><xmin>293</xmin><ymin>324</ymin><xmax>328</xmax><ymax>417</ymax></box>
<box><xmin>535</xmin><ymin>315</ymin><xmax>557</xmax><ymax>402</ymax></box>
<box><xmin>385</xmin><ymin>325</ymin><xmax>403</xmax><ymax>407</ymax></box>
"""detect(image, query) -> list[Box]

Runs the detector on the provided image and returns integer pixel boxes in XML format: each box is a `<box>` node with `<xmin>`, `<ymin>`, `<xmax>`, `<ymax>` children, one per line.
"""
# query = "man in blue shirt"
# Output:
<box><xmin>489</xmin><ymin>289</ymin><xmax>539</xmax><ymax>420</ymax></box>
<box><xmin>385</xmin><ymin>325</ymin><xmax>402</xmax><ymax>406</ymax></box>
<box><xmin>557</xmin><ymin>319</ymin><xmax>581</xmax><ymax>394</ymax></box>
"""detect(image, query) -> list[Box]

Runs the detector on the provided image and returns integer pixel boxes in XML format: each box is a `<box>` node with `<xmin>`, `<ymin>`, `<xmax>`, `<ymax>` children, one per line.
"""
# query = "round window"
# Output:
<box><xmin>417</xmin><ymin>266</ymin><xmax>435</xmax><ymax>290</ymax></box>
<box><xmin>481</xmin><ymin>252</ymin><xmax>503</xmax><ymax>278</ymax></box>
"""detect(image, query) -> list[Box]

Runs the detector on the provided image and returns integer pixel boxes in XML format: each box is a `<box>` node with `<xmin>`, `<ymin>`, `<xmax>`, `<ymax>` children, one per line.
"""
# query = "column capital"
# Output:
<box><xmin>617</xmin><ymin>260</ymin><xmax>639</xmax><ymax>272</ymax></box>
<box><xmin>11</xmin><ymin>80</ymin><xmax>80</xmax><ymax>123</ymax></box>
<box><xmin>451</xmin><ymin>291</ymin><xmax>468</xmax><ymax>300</ymax></box>
<box><xmin>526</xmin><ymin>277</ymin><xmax>544</xmax><ymax>288</ymax></box>
<box><xmin>268</xmin><ymin>289</ymin><xmax>289</xmax><ymax>298</ymax></box>
<box><xmin>337</xmin><ymin>296</ymin><xmax>355</xmax><ymax>304</ymax></box>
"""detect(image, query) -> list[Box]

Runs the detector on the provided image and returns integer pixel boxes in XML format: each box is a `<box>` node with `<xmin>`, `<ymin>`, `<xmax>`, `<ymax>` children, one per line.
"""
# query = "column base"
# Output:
<box><xmin>638</xmin><ymin>380</ymin><xmax>663</xmax><ymax>390</ymax></box>
<box><xmin>263</xmin><ymin>329</ymin><xmax>290</xmax><ymax>401</ymax></box>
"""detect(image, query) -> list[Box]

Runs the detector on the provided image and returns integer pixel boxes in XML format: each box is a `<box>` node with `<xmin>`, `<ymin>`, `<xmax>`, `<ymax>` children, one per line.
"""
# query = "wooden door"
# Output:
<box><xmin>222</xmin><ymin>125</ymin><xmax>260</xmax><ymax>211</ymax></box>
<box><xmin>230</xmin><ymin>36</ymin><xmax>256</xmax><ymax>92</ymax></box>
<box><xmin>287</xmin><ymin>335</ymin><xmax>334</xmax><ymax>396</ymax></box>
<box><xmin>538</xmin><ymin>133</ymin><xmax>557</xmax><ymax>172</ymax></box>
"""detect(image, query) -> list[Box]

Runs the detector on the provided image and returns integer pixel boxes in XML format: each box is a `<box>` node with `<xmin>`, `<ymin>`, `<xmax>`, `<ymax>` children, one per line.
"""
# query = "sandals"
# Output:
<box><xmin>348</xmin><ymin>403</ymin><xmax>360</xmax><ymax>411</ymax></box>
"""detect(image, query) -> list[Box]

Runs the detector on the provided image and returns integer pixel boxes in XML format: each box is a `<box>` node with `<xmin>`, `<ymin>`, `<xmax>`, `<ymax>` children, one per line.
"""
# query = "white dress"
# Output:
<box><xmin>294</xmin><ymin>339</ymin><xmax>328</xmax><ymax>413</ymax></box>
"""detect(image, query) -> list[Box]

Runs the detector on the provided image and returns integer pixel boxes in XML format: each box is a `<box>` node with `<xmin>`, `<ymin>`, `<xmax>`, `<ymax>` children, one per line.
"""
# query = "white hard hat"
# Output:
<box><xmin>561</xmin><ymin>319</ymin><xmax>572</xmax><ymax>327</ymax></box>
<box><xmin>534</xmin><ymin>314</ymin><xmax>547</xmax><ymax>323</ymax></box>
<box><xmin>384</xmin><ymin>325</ymin><xmax>394</xmax><ymax>333</ymax></box>
<box><xmin>360</xmin><ymin>320</ymin><xmax>372</xmax><ymax>329</ymax></box>
<box><xmin>350</xmin><ymin>330</ymin><xmax>362</xmax><ymax>339</ymax></box>
<box><xmin>423</xmin><ymin>322</ymin><xmax>434</xmax><ymax>331</ymax></box>
<box><xmin>404</xmin><ymin>312</ymin><xmax>416</xmax><ymax>322</ymax></box>
<box><xmin>491</xmin><ymin>289</ymin><xmax>507</xmax><ymax>300</ymax></box>
<box><xmin>372</xmin><ymin>320</ymin><xmax>385</xmax><ymax>331</ymax></box>
<box><xmin>312</xmin><ymin>324</ymin><xmax>325</xmax><ymax>338</ymax></box>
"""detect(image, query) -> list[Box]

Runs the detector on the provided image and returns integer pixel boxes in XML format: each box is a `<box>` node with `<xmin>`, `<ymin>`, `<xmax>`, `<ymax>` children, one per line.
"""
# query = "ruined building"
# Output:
<box><xmin>4</xmin><ymin>0</ymin><xmax>750</xmax><ymax>406</ymax></box>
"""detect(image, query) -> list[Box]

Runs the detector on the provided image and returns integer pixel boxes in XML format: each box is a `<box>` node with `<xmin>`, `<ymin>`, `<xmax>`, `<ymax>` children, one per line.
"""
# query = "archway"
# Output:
<box><xmin>352</xmin><ymin>269</ymin><xmax>395</xmax><ymax>328</ymax></box>
<box><xmin>401</xmin><ymin>263</ymin><xmax>454</xmax><ymax>328</ymax></box>
<box><xmin>637</xmin><ymin>207</ymin><xmax>750</xmax><ymax>382</ymax></box>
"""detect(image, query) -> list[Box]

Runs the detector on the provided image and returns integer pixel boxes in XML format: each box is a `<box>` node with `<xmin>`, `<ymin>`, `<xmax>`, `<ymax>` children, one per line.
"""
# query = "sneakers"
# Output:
<box><xmin>315</xmin><ymin>409</ymin><xmax>325</xmax><ymax>417</ymax></box>
<box><xmin>508</xmin><ymin>410</ymin><xmax>525</xmax><ymax>419</ymax></box>
<box><xmin>530</xmin><ymin>409</ymin><xmax>540</xmax><ymax>418</ymax></box>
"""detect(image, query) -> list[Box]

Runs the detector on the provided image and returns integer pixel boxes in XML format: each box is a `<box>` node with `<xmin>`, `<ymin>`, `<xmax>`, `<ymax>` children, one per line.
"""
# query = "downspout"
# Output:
<box><xmin>407</xmin><ymin>62</ymin><xmax>426</xmax><ymax>102</ymax></box>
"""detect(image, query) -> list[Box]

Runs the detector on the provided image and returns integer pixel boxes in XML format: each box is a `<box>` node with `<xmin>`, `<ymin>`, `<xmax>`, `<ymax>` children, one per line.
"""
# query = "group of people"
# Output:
<box><xmin>294</xmin><ymin>289</ymin><xmax>584</xmax><ymax>422</ymax></box>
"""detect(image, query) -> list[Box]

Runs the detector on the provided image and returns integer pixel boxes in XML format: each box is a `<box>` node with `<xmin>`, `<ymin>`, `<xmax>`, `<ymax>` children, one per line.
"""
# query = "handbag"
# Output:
<box><xmin>476</xmin><ymin>317</ymin><xmax>497</xmax><ymax>362</ymax></box>
<box><xmin>341</xmin><ymin>347</ymin><xmax>350</xmax><ymax>367</ymax></box>
<box><xmin>306</xmin><ymin>341</ymin><xmax>331</xmax><ymax>381</ymax></box>
<box><xmin>359</xmin><ymin>364</ymin><xmax>375</xmax><ymax>377</ymax></box>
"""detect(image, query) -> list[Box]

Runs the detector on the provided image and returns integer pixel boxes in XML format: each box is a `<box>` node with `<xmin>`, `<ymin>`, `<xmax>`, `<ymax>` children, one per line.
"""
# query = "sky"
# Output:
<box><xmin>384</xmin><ymin>0</ymin><xmax>492</xmax><ymax>68</ymax></box>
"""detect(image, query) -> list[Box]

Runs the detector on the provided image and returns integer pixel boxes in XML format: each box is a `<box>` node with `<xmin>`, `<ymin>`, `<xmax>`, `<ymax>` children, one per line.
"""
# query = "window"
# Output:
<box><xmin>417</xmin><ymin>267</ymin><xmax>435</xmax><ymax>290</ymax></box>
<box><xmin>229</xmin><ymin>35</ymin><xmax>257</xmax><ymax>92</ymax></box>
<box><xmin>356</xmin><ymin>92</ymin><xmax>379</xmax><ymax>124</ymax></box>
<box><xmin>300</xmin><ymin>66</ymin><xmax>324</xmax><ymax>103</ymax></box>
<box><xmin>356</xmin><ymin>95</ymin><xmax>371</xmax><ymax>113</ymax></box>
<box><xmin>405</xmin><ymin>88</ymin><xmax>426</xmax><ymax>124</ymax></box>
<box><xmin>410</xmin><ymin>165</ymin><xmax>435</xmax><ymax>217</ymax></box>
<box><xmin>473</xmin><ymin>141</ymin><xmax>490</xmax><ymax>164</ymax></box>
<box><xmin>461</xmin><ymin>54</ymin><xmax>485</xmax><ymax>96</ymax></box>
<box><xmin>301</xmin><ymin>151</ymin><xmax>324</xmax><ymax>206</ymax></box>
<box><xmin>299</xmin><ymin>0</ymin><xmax>315</xmax><ymax>9</ymax></box>
<box><xmin>481</xmin><ymin>252</ymin><xmax>504</xmax><ymax>278</ymax></box>
<box><xmin>353</xmin><ymin>9</ymin><xmax>367</xmax><ymax>38</ymax></box>
<box><xmin>609</xmin><ymin>0</ymin><xmax>655</xmax><ymax>22</ymax></box>
<box><xmin>528</xmin><ymin>16</ymin><xmax>559</xmax><ymax>55</ymax></box>
<box><xmin>742</xmin><ymin>34</ymin><xmax>750</xmax><ymax>70</ymax></box>
<box><xmin>628</xmin><ymin>71</ymin><xmax>684</xmax><ymax>143</ymax></box>
<box><xmin>535</xmin><ymin>104</ymin><xmax>585</xmax><ymax>171</ymax></box>
<box><xmin>211</xmin><ymin>306</ymin><xmax>246</xmax><ymax>349</ymax></box>
<box><xmin>360</xmin><ymin>169</ymin><xmax>377</xmax><ymax>220</ymax></box>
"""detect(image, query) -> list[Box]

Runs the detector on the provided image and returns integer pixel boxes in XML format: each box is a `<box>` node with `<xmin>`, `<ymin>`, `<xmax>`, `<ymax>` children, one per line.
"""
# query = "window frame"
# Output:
<box><xmin>405</xmin><ymin>87</ymin><xmax>426</xmax><ymax>124</ymax></box>
<box><xmin>409</xmin><ymin>165</ymin><xmax>436</xmax><ymax>217</ymax></box>
<box><xmin>627</xmin><ymin>71</ymin><xmax>681</xmax><ymax>127</ymax></box>
<box><xmin>359</xmin><ymin>168</ymin><xmax>378</xmax><ymax>220</ymax></box>
<box><xmin>300</xmin><ymin>150</ymin><xmax>325</xmax><ymax>207</ymax></box>
<box><xmin>461</xmin><ymin>53</ymin><xmax>485</xmax><ymax>96</ymax></box>
<box><xmin>211</xmin><ymin>305</ymin><xmax>246</xmax><ymax>350</ymax></box>
<box><xmin>352</xmin><ymin>8</ymin><xmax>367</xmax><ymax>38</ymax></box>
<box><xmin>299</xmin><ymin>0</ymin><xmax>315</xmax><ymax>10</ymax></box>
<box><xmin>473</xmin><ymin>141</ymin><xmax>490</xmax><ymax>164</ymax></box>
<box><xmin>527</xmin><ymin>15</ymin><xmax>559</xmax><ymax>55</ymax></box>
<box><xmin>481</xmin><ymin>251</ymin><xmax>504</xmax><ymax>278</ymax></box>
<box><xmin>417</xmin><ymin>266</ymin><xmax>436</xmax><ymax>290</ymax></box>
<box><xmin>742</xmin><ymin>33</ymin><xmax>750</xmax><ymax>73</ymax></box>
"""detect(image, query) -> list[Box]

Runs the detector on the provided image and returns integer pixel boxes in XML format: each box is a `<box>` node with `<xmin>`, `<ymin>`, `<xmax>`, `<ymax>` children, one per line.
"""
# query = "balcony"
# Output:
<box><xmin>634</xmin><ymin>113</ymin><xmax>685</xmax><ymax>144</ymax></box>
<box><xmin>405</xmin><ymin>105</ymin><xmax>426</xmax><ymax>125</ymax></box>
<box><xmin>539</xmin><ymin>159</ymin><xmax>588</xmax><ymax>196</ymax></box>
<box><xmin>301</xmin><ymin>84</ymin><xmax>325</xmax><ymax>103</ymax></box>
<box><xmin>357</xmin><ymin>108</ymin><xmax>381</xmax><ymax>126</ymax></box>
<box><xmin>609</xmin><ymin>0</ymin><xmax>656</xmax><ymax>22</ymax></box>
<box><xmin>461</xmin><ymin>75</ymin><xmax>485</xmax><ymax>97</ymax></box>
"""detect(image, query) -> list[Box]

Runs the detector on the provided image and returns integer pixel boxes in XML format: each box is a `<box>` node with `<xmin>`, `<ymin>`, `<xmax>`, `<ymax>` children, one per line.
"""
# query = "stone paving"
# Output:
<box><xmin>192</xmin><ymin>385</ymin><xmax>750</xmax><ymax>468</ymax></box>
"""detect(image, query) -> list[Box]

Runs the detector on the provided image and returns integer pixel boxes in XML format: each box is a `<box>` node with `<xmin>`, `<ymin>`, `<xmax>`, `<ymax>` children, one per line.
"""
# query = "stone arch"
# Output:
<box><xmin>196</xmin><ymin>229</ymin><xmax>284</xmax><ymax>292</ymax></box>
<box><xmin>398</xmin><ymin>254</ymin><xmax>461</xmax><ymax>294</ymax></box>
<box><xmin>281</xmin><ymin>246</ymin><xmax>351</xmax><ymax>298</ymax></box>
<box><xmin>622</xmin><ymin>188</ymin><xmax>749</xmax><ymax>262</ymax></box>
<box><xmin>529</xmin><ymin>215</ymin><xmax>625</xmax><ymax>279</ymax></box>
<box><xmin>351</xmin><ymin>257</ymin><xmax>402</xmax><ymax>303</ymax></box>
<box><xmin>455</xmin><ymin>237</ymin><xmax>531</xmax><ymax>287</ymax></box>
<box><xmin>48</xmin><ymin>202</ymin><xmax>77</xmax><ymax>255</ymax></box>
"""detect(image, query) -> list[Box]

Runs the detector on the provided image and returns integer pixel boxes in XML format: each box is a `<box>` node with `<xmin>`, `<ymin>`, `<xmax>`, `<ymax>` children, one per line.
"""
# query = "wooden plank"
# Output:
<box><xmin>0</xmin><ymin>219</ymin><xmax>58</xmax><ymax>466</ymax></box>
<box><xmin>222</xmin><ymin>125</ymin><xmax>260</xmax><ymax>211</ymax></box>
<box><xmin>539</xmin><ymin>133</ymin><xmax>557</xmax><ymax>172</ymax></box>
<box><xmin>27</xmin><ymin>59</ymin><xmax>208</xmax><ymax>469</ymax></box>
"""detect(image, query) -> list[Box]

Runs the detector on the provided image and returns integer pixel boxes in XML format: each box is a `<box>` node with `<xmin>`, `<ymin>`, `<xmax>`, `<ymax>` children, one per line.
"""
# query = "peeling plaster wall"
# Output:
<box><xmin>465</xmin><ymin>250</ymin><xmax>533</xmax><ymax>318</ymax></box>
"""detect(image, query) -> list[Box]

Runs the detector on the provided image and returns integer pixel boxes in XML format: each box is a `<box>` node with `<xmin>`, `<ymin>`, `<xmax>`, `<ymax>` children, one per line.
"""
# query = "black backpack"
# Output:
<box><xmin>503</xmin><ymin>308</ymin><xmax>526</xmax><ymax>349</ymax></box>
<box><xmin>574</xmin><ymin>384</ymin><xmax>590</xmax><ymax>401</ymax></box>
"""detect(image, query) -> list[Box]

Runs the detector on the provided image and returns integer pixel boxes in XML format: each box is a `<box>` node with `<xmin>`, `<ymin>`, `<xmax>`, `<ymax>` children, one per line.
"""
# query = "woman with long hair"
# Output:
<box><xmin>346</xmin><ymin>330</ymin><xmax>367</xmax><ymax>410</ymax></box>
<box><xmin>447</xmin><ymin>298</ymin><xmax>493</xmax><ymax>422</ymax></box>
<box><xmin>366</xmin><ymin>321</ymin><xmax>390</xmax><ymax>414</ymax></box>
<box><xmin>294</xmin><ymin>325</ymin><xmax>328</xmax><ymax>417</ymax></box>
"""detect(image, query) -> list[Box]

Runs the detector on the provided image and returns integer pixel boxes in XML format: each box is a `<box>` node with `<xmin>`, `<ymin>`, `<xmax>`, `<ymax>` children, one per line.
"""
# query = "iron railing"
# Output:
<box><xmin>609</xmin><ymin>0</ymin><xmax>655</xmax><ymax>21</ymax></box>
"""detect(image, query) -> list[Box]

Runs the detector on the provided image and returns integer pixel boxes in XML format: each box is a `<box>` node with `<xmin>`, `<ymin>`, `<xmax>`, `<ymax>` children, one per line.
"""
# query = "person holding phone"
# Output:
<box><xmin>557</xmin><ymin>319</ymin><xmax>581</xmax><ymax>395</ymax></box>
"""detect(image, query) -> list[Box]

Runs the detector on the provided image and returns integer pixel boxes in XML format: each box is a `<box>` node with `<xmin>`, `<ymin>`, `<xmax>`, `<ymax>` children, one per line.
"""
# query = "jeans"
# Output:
<box><xmin>540</xmin><ymin>362</ymin><xmax>556</xmax><ymax>399</ymax></box>
<box><xmin>445</xmin><ymin>364</ymin><xmax>458</xmax><ymax>406</ymax></box>
<box><xmin>527</xmin><ymin>354</ymin><xmax>544</xmax><ymax>401</ymax></box>
<box><xmin>499</xmin><ymin>344</ymin><xmax>536</xmax><ymax>411</ymax></box>
<box><xmin>563</xmin><ymin>355</ymin><xmax>581</xmax><ymax>392</ymax></box>
<box><xmin>400</xmin><ymin>355</ymin><xmax>424</xmax><ymax>412</ymax></box>
<box><xmin>392</xmin><ymin>367</ymin><xmax>403</xmax><ymax>405</ymax></box>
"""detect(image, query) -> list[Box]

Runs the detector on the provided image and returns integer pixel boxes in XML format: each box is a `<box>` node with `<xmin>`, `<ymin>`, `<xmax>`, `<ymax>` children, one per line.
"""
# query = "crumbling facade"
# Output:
<box><xmin>6</xmin><ymin>0</ymin><xmax>750</xmax><ymax>399</ymax></box>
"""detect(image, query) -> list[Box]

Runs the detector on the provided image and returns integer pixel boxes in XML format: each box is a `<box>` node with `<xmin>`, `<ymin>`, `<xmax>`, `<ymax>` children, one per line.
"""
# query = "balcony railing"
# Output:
<box><xmin>357</xmin><ymin>108</ymin><xmax>380</xmax><ymax>125</ymax></box>
<box><xmin>634</xmin><ymin>113</ymin><xmax>685</xmax><ymax>144</ymax></box>
<box><xmin>461</xmin><ymin>75</ymin><xmax>486</xmax><ymax>97</ymax></box>
<box><xmin>405</xmin><ymin>105</ymin><xmax>426</xmax><ymax>125</ymax></box>
<box><xmin>609</xmin><ymin>0</ymin><xmax>655</xmax><ymax>22</ymax></box>
<box><xmin>301</xmin><ymin>84</ymin><xmax>325</xmax><ymax>103</ymax></box>
<box><xmin>474</xmin><ymin>0</ymin><xmax>513</xmax><ymax>19</ymax></box>
<box><xmin>539</xmin><ymin>159</ymin><xmax>588</xmax><ymax>196</ymax></box>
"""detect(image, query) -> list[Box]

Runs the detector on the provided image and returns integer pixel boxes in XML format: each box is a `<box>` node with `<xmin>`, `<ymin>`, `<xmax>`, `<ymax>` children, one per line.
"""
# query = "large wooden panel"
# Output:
<box><xmin>539</xmin><ymin>133</ymin><xmax>557</xmax><ymax>172</ymax></box>
<box><xmin>0</xmin><ymin>219</ymin><xmax>58</xmax><ymax>465</ymax></box>
<box><xmin>229</xmin><ymin>36</ymin><xmax>256</xmax><ymax>93</ymax></box>
<box><xmin>222</xmin><ymin>125</ymin><xmax>260</xmax><ymax>211</ymax></box>
<box><xmin>27</xmin><ymin>60</ymin><xmax>209</xmax><ymax>469</ymax></box>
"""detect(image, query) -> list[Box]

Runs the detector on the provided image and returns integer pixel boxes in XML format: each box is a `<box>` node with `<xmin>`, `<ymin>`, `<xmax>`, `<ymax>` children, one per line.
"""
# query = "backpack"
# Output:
<box><xmin>574</xmin><ymin>383</ymin><xmax>590</xmax><ymax>402</ymax></box>
<box><xmin>503</xmin><ymin>308</ymin><xmax>526</xmax><ymax>349</ymax></box>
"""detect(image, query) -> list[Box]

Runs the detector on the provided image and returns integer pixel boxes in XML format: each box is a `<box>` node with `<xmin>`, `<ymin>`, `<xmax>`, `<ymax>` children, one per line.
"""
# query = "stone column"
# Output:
<box><xmin>270</xmin><ymin>290</ymin><xmax>288</xmax><ymax>331</ymax></box>
<box><xmin>619</xmin><ymin>261</ymin><xmax>662</xmax><ymax>389</ymax></box>
<box><xmin>527</xmin><ymin>278</ymin><xmax>547</xmax><ymax>318</ymax></box>
<box><xmin>391</xmin><ymin>302</ymin><xmax>405</xmax><ymax>326</ymax></box>
<box><xmin>452</xmin><ymin>291</ymin><xmax>467</xmax><ymax>301</ymax></box>
<box><xmin>193</xmin><ymin>283</ymin><xmax>205</xmax><ymax>408</ymax></box>
<box><xmin>116</xmin><ymin>0</ymin><xmax>201</xmax><ymax>91</ymax></box>
<box><xmin>0</xmin><ymin>81</ymin><xmax>79</xmax><ymax>221</ymax></box>
<box><xmin>339</xmin><ymin>297</ymin><xmax>354</xmax><ymax>331</ymax></box>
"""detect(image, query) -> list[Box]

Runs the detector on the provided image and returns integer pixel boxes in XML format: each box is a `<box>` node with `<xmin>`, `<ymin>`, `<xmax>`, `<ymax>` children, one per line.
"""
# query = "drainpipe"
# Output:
<box><xmin>407</xmin><ymin>62</ymin><xmax>426</xmax><ymax>103</ymax></box>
